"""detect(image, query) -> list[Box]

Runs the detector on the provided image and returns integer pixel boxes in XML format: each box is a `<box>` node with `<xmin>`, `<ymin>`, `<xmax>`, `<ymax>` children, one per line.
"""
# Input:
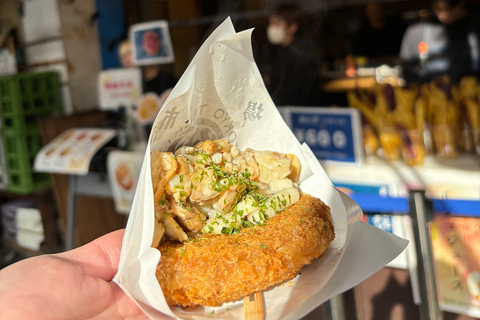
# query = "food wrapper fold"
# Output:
<box><xmin>113</xmin><ymin>18</ymin><xmax>408</xmax><ymax>320</ymax></box>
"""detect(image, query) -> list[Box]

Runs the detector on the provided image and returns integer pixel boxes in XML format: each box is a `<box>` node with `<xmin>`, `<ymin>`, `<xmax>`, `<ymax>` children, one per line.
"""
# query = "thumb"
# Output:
<box><xmin>59</xmin><ymin>229</ymin><xmax>125</xmax><ymax>281</ymax></box>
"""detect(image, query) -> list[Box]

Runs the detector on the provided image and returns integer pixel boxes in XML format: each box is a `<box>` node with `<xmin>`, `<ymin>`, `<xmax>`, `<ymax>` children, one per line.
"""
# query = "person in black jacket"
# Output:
<box><xmin>266</xmin><ymin>2</ymin><xmax>319</xmax><ymax>106</ymax></box>
<box><xmin>400</xmin><ymin>0</ymin><xmax>480</xmax><ymax>84</ymax></box>
<box><xmin>353</xmin><ymin>2</ymin><xmax>407</xmax><ymax>58</ymax></box>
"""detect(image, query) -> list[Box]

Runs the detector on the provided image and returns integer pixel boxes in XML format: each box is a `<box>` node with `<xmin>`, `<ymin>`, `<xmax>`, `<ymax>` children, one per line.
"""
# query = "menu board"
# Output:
<box><xmin>432</xmin><ymin>215</ymin><xmax>480</xmax><ymax>318</ymax></box>
<box><xmin>34</xmin><ymin>128</ymin><xmax>117</xmax><ymax>175</ymax></box>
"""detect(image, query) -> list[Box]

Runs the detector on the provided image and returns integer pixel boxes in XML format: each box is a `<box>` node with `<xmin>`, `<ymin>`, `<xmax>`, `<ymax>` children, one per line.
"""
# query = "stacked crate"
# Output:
<box><xmin>0</xmin><ymin>72</ymin><xmax>62</xmax><ymax>194</ymax></box>
<box><xmin>0</xmin><ymin>119</ymin><xmax>6</xmax><ymax>190</ymax></box>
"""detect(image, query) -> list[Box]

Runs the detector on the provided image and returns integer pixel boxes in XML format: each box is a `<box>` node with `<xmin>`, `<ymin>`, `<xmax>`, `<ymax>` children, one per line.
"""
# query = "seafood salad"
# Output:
<box><xmin>151</xmin><ymin>139</ymin><xmax>335</xmax><ymax>307</ymax></box>
<box><xmin>150</xmin><ymin>139</ymin><xmax>302</xmax><ymax>246</ymax></box>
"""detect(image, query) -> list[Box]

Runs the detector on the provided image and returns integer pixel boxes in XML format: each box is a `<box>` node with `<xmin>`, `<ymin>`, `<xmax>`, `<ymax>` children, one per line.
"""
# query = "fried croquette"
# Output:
<box><xmin>155</xmin><ymin>194</ymin><xmax>335</xmax><ymax>307</ymax></box>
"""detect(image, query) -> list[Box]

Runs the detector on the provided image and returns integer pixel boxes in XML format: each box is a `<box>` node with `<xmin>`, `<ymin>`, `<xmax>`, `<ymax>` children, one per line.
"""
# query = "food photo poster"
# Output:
<box><xmin>130</xmin><ymin>20</ymin><xmax>175</xmax><ymax>66</ymax></box>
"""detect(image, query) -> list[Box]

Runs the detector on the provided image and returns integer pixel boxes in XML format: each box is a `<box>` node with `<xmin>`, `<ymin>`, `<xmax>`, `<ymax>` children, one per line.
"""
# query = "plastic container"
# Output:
<box><xmin>0</xmin><ymin>71</ymin><xmax>62</xmax><ymax>194</ymax></box>
<box><xmin>400</xmin><ymin>129</ymin><xmax>425</xmax><ymax>166</ymax></box>
<box><xmin>0</xmin><ymin>71</ymin><xmax>62</xmax><ymax>132</ymax></box>
<box><xmin>0</xmin><ymin>200</ymin><xmax>36</xmax><ymax>243</ymax></box>
<box><xmin>2</xmin><ymin>128</ymin><xmax>51</xmax><ymax>194</ymax></box>
<box><xmin>0</xmin><ymin>165</ymin><xmax>7</xmax><ymax>191</ymax></box>
<box><xmin>363</xmin><ymin>124</ymin><xmax>379</xmax><ymax>156</ymax></box>
<box><xmin>0</xmin><ymin>137</ymin><xmax>7</xmax><ymax>191</ymax></box>
<box><xmin>379</xmin><ymin>127</ymin><xmax>402</xmax><ymax>161</ymax></box>
<box><xmin>475</xmin><ymin>129</ymin><xmax>480</xmax><ymax>158</ymax></box>
<box><xmin>433</xmin><ymin>125</ymin><xmax>458</xmax><ymax>159</ymax></box>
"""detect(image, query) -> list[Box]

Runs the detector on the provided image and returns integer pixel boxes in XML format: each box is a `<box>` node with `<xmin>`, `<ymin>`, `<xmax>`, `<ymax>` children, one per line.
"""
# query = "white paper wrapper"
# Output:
<box><xmin>113</xmin><ymin>18</ymin><xmax>408</xmax><ymax>320</ymax></box>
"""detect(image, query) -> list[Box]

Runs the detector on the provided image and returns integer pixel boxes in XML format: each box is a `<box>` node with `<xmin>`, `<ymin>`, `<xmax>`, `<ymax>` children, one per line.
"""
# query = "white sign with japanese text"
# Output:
<box><xmin>98</xmin><ymin>68</ymin><xmax>142</xmax><ymax>110</ymax></box>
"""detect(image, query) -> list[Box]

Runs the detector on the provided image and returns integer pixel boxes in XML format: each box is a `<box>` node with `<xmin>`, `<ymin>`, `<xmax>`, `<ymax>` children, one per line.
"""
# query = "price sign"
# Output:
<box><xmin>281</xmin><ymin>107</ymin><xmax>363</xmax><ymax>164</ymax></box>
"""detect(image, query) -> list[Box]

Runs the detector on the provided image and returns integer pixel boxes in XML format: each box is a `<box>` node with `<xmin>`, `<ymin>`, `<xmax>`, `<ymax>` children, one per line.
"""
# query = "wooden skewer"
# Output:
<box><xmin>243</xmin><ymin>292</ymin><xmax>264</xmax><ymax>320</ymax></box>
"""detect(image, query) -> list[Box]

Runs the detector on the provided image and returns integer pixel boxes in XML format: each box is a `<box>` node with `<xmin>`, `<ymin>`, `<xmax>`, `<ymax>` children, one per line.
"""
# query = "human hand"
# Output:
<box><xmin>0</xmin><ymin>229</ymin><xmax>152</xmax><ymax>320</ymax></box>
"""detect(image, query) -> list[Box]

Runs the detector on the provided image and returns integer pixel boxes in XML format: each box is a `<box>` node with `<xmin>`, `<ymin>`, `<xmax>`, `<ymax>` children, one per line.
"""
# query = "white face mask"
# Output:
<box><xmin>267</xmin><ymin>25</ymin><xmax>286</xmax><ymax>45</ymax></box>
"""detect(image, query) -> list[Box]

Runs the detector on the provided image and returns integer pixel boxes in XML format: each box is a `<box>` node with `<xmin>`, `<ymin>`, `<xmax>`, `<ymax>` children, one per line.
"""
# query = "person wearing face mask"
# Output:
<box><xmin>400</xmin><ymin>0</ymin><xmax>480</xmax><ymax>84</ymax></box>
<box><xmin>265</xmin><ymin>2</ymin><xmax>319</xmax><ymax>106</ymax></box>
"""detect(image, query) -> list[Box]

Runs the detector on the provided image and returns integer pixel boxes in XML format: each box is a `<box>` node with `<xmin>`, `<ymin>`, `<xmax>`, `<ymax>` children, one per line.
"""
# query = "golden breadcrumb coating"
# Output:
<box><xmin>155</xmin><ymin>194</ymin><xmax>335</xmax><ymax>307</ymax></box>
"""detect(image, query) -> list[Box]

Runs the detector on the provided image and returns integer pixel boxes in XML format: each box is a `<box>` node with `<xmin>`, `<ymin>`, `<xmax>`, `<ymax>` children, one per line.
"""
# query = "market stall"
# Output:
<box><xmin>2</xmin><ymin>0</ymin><xmax>480</xmax><ymax>319</ymax></box>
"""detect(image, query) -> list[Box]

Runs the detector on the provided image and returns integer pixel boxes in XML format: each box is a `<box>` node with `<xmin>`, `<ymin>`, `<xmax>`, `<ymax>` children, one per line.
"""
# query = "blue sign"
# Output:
<box><xmin>332</xmin><ymin>182</ymin><xmax>389</xmax><ymax>196</ymax></box>
<box><xmin>280</xmin><ymin>107</ymin><xmax>363</xmax><ymax>164</ymax></box>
